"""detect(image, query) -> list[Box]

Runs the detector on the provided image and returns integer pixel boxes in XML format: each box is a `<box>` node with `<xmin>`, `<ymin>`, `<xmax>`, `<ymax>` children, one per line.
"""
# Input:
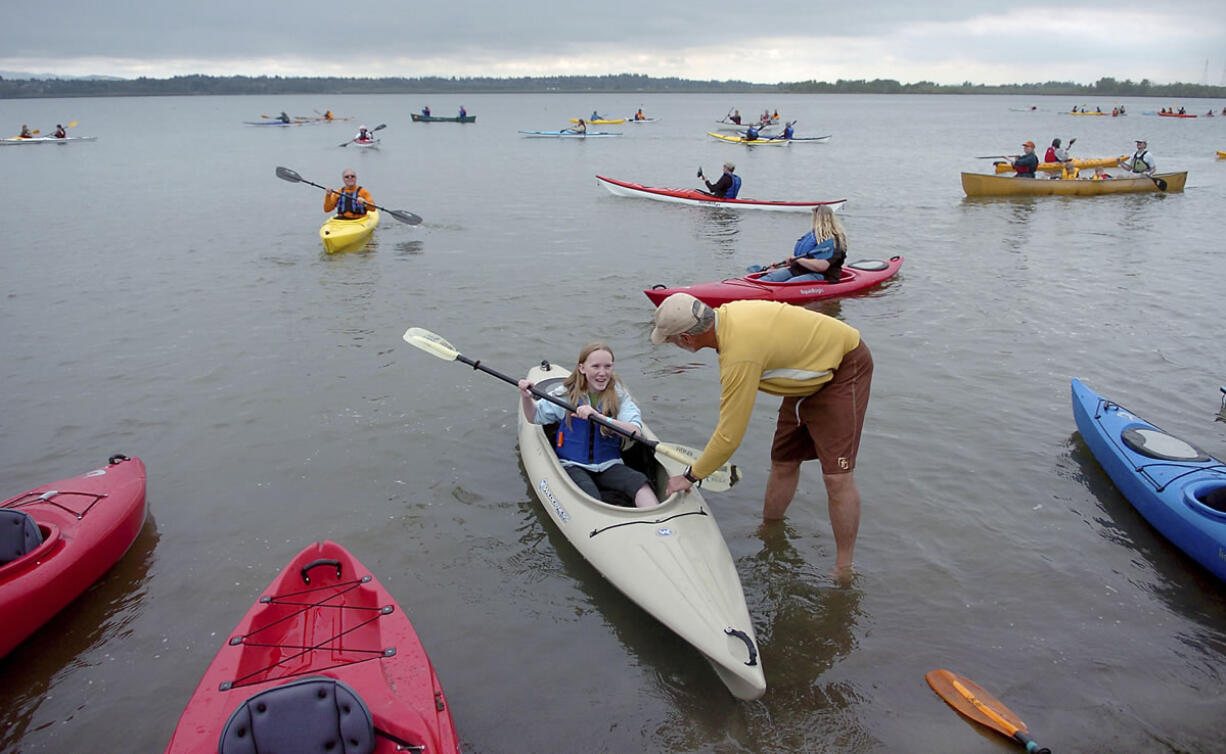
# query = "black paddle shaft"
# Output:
<box><xmin>455</xmin><ymin>354</ymin><xmax>654</xmax><ymax>449</ymax></box>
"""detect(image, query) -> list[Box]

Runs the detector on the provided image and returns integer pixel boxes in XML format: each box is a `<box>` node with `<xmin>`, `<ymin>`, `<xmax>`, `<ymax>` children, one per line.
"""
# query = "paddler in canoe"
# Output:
<box><xmin>699</xmin><ymin>161</ymin><xmax>741</xmax><ymax>198</ymax></box>
<box><xmin>1117</xmin><ymin>138</ymin><xmax>1156</xmax><ymax>178</ymax></box>
<box><xmin>757</xmin><ymin>205</ymin><xmax>847</xmax><ymax>283</ymax></box>
<box><xmin>1006</xmin><ymin>141</ymin><xmax>1040</xmax><ymax>177</ymax></box>
<box><xmin>324</xmin><ymin>169</ymin><xmax>372</xmax><ymax>218</ymax></box>
<box><xmin>517</xmin><ymin>342</ymin><xmax>662</xmax><ymax>508</ymax></box>
<box><xmin>649</xmin><ymin>295</ymin><xmax>874</xmax><ymax>575</ymax></box>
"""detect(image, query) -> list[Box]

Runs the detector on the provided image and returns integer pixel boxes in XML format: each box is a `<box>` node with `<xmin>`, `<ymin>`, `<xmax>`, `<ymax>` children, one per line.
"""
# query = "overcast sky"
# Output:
<box><xmin>3</xmin><ymin>1</ymin><xmax>1224</xmax><ymax>86</ymax></box>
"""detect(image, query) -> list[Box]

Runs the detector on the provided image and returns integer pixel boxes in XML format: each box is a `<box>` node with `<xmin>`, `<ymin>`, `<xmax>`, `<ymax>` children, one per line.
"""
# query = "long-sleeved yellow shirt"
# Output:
<box><xmin>690</xmin><ymin>300</ymin><xmax>861</xmax><ymax>479</ymax></box>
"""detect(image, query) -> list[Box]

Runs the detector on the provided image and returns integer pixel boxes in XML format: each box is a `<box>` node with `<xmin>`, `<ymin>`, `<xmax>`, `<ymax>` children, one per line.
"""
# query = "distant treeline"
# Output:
<box><xmin>2</xmin><ymin>73</ymin><xmax>1224</xmax><ymax>99</ymax></box>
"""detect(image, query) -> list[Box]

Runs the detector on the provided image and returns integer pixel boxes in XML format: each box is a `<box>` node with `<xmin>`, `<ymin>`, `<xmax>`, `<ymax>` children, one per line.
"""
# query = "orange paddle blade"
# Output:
<box><xmin>926</xmin><ymin>669</ymin><xmax>1029</xmax><ymax>737</ymax></box>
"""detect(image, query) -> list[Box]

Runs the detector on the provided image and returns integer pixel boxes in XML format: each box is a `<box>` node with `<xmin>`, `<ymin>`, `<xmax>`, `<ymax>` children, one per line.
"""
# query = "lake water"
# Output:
<box><xmin>1</xmin><ymin>92</ymin><xmax>1225</xmax><ymax>753</ymax></box>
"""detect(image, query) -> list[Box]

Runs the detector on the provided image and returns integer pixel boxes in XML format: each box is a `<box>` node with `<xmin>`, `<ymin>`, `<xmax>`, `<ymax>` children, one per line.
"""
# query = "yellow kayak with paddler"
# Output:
<box><xmin>993</xmin><ymin>156</ymin><xmax>1126</xmax><ymax>174</ymax></box>
<box><xmin>319</xmin><ymin>209</ymin><xmax>380</xmax><ymax>253</ymax></box>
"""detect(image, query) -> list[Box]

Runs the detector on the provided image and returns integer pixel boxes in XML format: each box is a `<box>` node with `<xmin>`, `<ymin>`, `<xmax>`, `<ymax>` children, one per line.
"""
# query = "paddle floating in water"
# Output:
<box><xmin>274</xmin><ymin>166</ymin><xmax>422</xmax><ymax>225</ymax></box>
<box><xmin>401</xmin><ymin>327</ymin><xmax>742</xmax><ymax>492</ymax></box>
<box><xmin>927</xmin><ymin>669</ymin><xmax>1052</xmax><ymax>753</ymax></box>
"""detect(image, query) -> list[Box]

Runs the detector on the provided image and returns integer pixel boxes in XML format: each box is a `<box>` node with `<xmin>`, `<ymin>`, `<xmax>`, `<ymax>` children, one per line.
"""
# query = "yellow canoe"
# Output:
<box><xmin>962</xmin><ymin>172</ymin><xmax>1186</xmax><ymax>197</ymax></box>
<box><xmin>993</xmin><ymin>156</ymin><xmax>1127</xmax><ymax>174</ymax></box>
<box><xmin>319</xmin><ymin>209</ymin><xmax>380</xmax><ymax>253</ymax></box>
<box><xmin>570</xmin><ymin>118</ymin><xmax>625</xmax><ymax>124</ymax></box>
<box><xmin>706</xmin><ymin>131</ymin><xmax>790</xmax><ymax>146</ymax></box>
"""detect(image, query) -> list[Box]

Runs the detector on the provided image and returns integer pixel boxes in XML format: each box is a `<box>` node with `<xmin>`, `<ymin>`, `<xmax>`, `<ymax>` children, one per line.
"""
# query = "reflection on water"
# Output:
<box><xmin>0</xmin><ymin>513</ymin><xmax>160</xmax><ymax>750</ymax></box>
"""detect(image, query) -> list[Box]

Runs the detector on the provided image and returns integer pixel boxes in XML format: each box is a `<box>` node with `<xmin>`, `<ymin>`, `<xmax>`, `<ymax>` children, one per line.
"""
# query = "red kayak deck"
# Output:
<box><xmin>0</xmin><ymin>454</ymin><xmax>147</xmax><ymax>658</ymax></box>
<box><xmin>165</xmin><ymin>541</ymin><xmax>460</xmax><ymax>754</ymax></box>
<box><xmin>597</xmin><ymin>174</ymin><xmax>846</xmax><ymax>212</ymax></box>
<box><xmin>645</xmin><ymin>256</ymin><xmax>904</xmax><ymax>307</ymax></box>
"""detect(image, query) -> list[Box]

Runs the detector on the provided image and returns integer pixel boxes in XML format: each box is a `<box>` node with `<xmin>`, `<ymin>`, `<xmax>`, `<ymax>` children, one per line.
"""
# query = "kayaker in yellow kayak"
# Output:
<box><xmin>324</xmin><ymin>169</ymin><xmax>372</xmax><ymax>219</ymax></box>
<box><xmin>19</xmin><ymin>124</ymin><xmax>32</xmax><ymax>138</ymax></box>
<box><xmin>517</xmin><ymin>342</ymin><xmax>661</xmax><ymax>509</ymax></box>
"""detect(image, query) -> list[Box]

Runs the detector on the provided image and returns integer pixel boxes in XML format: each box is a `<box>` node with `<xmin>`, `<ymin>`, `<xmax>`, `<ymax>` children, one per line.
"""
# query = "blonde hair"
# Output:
<box><xmin>811</xmin><ymin>205</ymin><xmax>848</xmax><ymax>251</ymax></box>
<box><xmin>562</xmin><ymin>342</ymin><xmax>622</xmax><ymax>434</ymax></box>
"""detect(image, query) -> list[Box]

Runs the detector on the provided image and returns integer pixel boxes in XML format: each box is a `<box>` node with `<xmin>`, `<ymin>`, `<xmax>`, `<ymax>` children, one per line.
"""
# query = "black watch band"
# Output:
<box><xmin>683</xmin><ymin>467</ymin><xmax>700</xmax><ymax>484</ymax></box>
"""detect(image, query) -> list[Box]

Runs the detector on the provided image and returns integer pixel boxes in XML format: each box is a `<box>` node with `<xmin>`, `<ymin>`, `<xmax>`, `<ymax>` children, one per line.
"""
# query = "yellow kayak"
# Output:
<box><xmin>319</xmin><ymin>209</ymin><xmax>380</xmax><ymax>253</ymax></box>
<box><xmin>993</xmin><ymin>156</ymin><xmax>1126</xmax><ymax>174</ymax></box>
<box><xmin>1217</xmin><ymin>150</ymin><xmax>1226</xmax><ymax>159</ymax></box>
<box><xmin>706</xmin><ymin>131</ymin><xmax>790</xmax><ymax>146</ymax></box>
<box><xmin>962</xmin><ymin>172</ymin><xmax>1186</xmax><ymax>197</ymax></box>
<box><xmin>570</xmin><ymin>117</ymin><xmax>625</xmax><ymax>124</ymax></box>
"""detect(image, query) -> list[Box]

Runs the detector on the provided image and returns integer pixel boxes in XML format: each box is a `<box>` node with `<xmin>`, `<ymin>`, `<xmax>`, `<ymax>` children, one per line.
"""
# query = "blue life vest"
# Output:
<box><xmin>336</xmin><ymin>186</ymin><xmax>367</xmax><ymax>216</ymax></box>
<box><xmin>794</xmin><ymin>232</ymin><xmax>835</xmax><ymax>260</ymax></box>
<box><xmin>726</xmin><ymin>174</ymin><xmax>742</xmax><ymax>199</ymax></box>
<box><xmin>555</xmin><ymin>414</ymin><xmax>622</xmax><ymax>466</ymax></box>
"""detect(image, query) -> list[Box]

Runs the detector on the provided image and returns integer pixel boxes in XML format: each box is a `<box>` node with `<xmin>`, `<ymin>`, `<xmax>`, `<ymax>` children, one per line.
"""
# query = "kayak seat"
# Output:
<box><xmin>218</xmin><ymin>676</ymin><xmax>375</xmax><ymax>754</ymax></box>
<box><xmin>542</xmin><ymin>423</ymin><xmax>663</xmax><ymax>507</ymax></box>
<box><xmin>0</xmin><ymin>509</ymin><xmax>43</xmax><ymax>565</ymax></box>
<box><xmin>1200</xmin><ymin>487</ymin><xmax>1226</xmax><ymax>513</ymax></box>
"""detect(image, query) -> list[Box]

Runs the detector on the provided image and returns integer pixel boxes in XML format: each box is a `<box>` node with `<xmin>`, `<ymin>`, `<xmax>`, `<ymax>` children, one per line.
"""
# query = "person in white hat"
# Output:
<box><xmin>649</xmin><ymin>294</ymin><xmax>873</xmax><ymax>573</ymax></box>
<box><xmin>1118</xmin><ymin>139</ymin><xmax>1156</xmax><ymax>177</ymax></box>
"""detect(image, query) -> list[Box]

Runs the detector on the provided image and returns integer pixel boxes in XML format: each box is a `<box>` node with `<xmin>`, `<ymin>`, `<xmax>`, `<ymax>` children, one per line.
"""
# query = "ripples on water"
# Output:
<box><xmin>1</xmin><ymin>92</ymin><xmax>1225</xmax><ymax>752</ymax></box>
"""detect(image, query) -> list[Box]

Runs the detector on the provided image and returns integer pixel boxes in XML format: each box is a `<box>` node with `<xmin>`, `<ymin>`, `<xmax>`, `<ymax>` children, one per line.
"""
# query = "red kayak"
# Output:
<box><xmin>645</xmin><ymin>256</ymin><xmax>904</xmax><ymax>307</ymax></box>
<box><xmin>0</xmin><ymin>454</ymin><xmax>147</xmax><ymax>658</ymax></box>
<box><xmin>165</xmin><ymin>541</ymin><xmax>460</xmax><ymax>754</ymax></box>
<box><xmin>597</xmin><ymin>174</ymin><xmax>846</xmax><ymax>212</ymax></box>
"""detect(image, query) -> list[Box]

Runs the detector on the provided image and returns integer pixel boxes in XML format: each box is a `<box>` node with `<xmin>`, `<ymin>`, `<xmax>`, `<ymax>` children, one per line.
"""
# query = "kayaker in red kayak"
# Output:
<box><xmin>758</xmin><ymin>205</ymin><xmax>848</xmax><ymax>283</ymax></box>
<box><xmin>650</xmin><ymin>295</ymin><xmax>873</xmax><ymax>575</ymax></box>
<box><xmin>324</xmin><ymin>169</ymin><xmax>372</xmax><ymax>218</ymax></box>
<box><xmin>517</xmin><ymin>342</ymin><xmax>661</xmax><ymax>509</ymax></box>
<box><xmin>700</xmin><ymin>161</ymin><xmax>741</xmax><ymax>198</ymax></box>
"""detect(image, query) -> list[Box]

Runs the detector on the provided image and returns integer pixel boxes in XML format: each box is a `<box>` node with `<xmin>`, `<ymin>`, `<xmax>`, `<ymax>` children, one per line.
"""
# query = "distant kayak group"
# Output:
<box><xmin>2</xmin><ymin>119</ymin><xmax>94</xmax><ymax>145</ymax></box>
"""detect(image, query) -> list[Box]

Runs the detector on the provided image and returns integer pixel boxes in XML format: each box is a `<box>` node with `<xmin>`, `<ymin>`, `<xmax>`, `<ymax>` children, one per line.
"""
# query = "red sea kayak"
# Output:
<box><xmin>0</xmin><ymin>454</ymin><xmax>147</xmax><ymax>658</ymax></box>
<box><xmin>165</xmin><ymin>540</ymin><xmax>460</xmax><ymax>754</ymax></box>
<box><xmin>597</xmin><ymin>175</ymin><xmax>846</xmax><ymax>212</ymax></box>
<box><xmin>645</xmin><ymin>256</ymin><xmax>903</xmax><ymax>307</ymax></box>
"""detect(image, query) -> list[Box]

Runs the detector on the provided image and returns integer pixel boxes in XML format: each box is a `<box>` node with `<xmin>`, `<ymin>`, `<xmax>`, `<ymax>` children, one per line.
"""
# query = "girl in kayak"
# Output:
<box><xmin>759</xmin><ymin>205</ymin><xmax>848</xmax><ymax>283</ymax></box>
<box><xmin>567</xmin><ymin>118</ymin><xmax>587</xmax><ymax>135</ymax></box>
<box><xmin>324</xmin><ymin>169</ymin><xmax>372</xmax><ymax>219</ymax></box>
<box><xmin>517</xmin><ymin>343</ymin><xmax>661</xmax><ymax>509</ymax></box>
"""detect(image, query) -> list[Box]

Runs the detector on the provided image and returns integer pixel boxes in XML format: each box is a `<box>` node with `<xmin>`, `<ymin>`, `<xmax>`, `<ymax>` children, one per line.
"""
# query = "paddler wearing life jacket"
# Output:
<box><xmin>54</xmin><ymin>124</ymin><xmax>67</xmax><ymax>138</ymax></box>
<box><xmin>1044</xmin><ymin>137</ymin><xmax>1076</xmax><ymax>179</ymax></box>
<box><xmin>1117</xmin><ymin>139</ymin><xmax>1156</xmax><ymax>176</ymax></box>
<box><xmin>324</xmin><ymin>169</ymin><xmax>372</xmax><ymax>219</ymax></box>
<box><xmin>702</xmin><ymin>161</ymin><xmax>741</xmax><ymax>198</ymax></box>
<box><xmin>517</xmin><ymin>342</ymin><xmax>661</xmax><ymax>509</ymax></box>
<box><xmin>1009</xmin><ymin>141</ymin><xmax>1040</xmax><ymax>178</ymax></box>
<box><xmin>354</xmin><ymin>125</ymin><xmax>373</xmax><ymax>143</ymax></box>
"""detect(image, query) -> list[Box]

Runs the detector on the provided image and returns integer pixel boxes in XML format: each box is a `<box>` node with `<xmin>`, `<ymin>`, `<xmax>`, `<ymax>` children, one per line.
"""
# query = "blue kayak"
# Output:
<box><xmin>1071</xmin><ymin>378</ymin><xmax>1226</xmax><ymax>581</ymax></box>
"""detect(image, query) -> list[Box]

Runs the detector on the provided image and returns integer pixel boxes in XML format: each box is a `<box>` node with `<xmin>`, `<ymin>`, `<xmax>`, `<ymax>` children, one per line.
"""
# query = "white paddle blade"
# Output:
<box><xmin>653</xmin><ymin>442</ymin><xmax>739</xmax><ymax>492</ymax></box>
<box><xmin>402</xmin><ymin>327</ymin><xmax>459</xmax><ymax>361</ymax></box>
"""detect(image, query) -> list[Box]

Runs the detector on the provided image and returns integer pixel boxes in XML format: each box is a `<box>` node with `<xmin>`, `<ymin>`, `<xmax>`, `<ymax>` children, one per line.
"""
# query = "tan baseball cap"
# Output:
<box><xmin>650</xmin><ymin>293</ymin><xmax>707</xmax><ymax>344</ymax></box>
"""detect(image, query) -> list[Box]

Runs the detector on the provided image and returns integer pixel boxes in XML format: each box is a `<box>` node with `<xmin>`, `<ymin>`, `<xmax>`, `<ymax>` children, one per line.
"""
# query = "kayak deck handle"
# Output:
<box><xmin>725</xmin><ymin>627</ymin><xmax>759</xmax><ymax>666</ymax></box>
<box><xmin>301</xmin><ymin>558</ymin><xmax>342</xmax><ymax>584</ymax></box>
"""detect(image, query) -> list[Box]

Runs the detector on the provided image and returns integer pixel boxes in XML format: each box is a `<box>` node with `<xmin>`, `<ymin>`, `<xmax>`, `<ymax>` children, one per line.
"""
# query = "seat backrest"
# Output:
<box><xmin>0</xmin><ymin>509</ymin><xmax>43</xmax><ymax>565</ymax></box>
<box><xmin>218</xmin><ymin>676</ymin><xmax>375</xmax><ymax>754</ymax></box>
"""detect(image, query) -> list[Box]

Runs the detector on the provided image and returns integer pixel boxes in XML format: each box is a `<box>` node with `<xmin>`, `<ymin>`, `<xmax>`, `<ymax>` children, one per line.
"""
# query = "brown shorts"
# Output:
<box><xmin>770</xmin><ymin>341</ymin><xmax>873</xmax><ymax>475</ymax></box>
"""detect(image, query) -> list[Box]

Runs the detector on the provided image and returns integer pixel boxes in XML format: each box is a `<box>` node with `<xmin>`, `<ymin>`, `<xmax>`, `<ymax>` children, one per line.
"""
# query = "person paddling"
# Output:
<box><xmin>700</xmin><ymin>162</ymin><xmax>741</xmax><ymax>198</ymax></box>
<box><xmin>1008</xmin><ymin>141</ymin><xmax>1039</xmax><ymax>178</ymax></box>
<box><xmin>53</xmin><ymin>124</ymin><xmax>67</xmax><ymax>138</ymax></box>
<box><xmin>324</xmin><ymin>169</ymin><xmax>372</xmax><ymax>219</ymax></box>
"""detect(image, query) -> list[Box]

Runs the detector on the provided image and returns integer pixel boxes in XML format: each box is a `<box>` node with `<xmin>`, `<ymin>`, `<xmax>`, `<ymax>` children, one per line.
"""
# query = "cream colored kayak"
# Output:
<box><xmin>517</xmin><ymin>362</ymin><xmax>765</xmax><ymax>700</ymax></box>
